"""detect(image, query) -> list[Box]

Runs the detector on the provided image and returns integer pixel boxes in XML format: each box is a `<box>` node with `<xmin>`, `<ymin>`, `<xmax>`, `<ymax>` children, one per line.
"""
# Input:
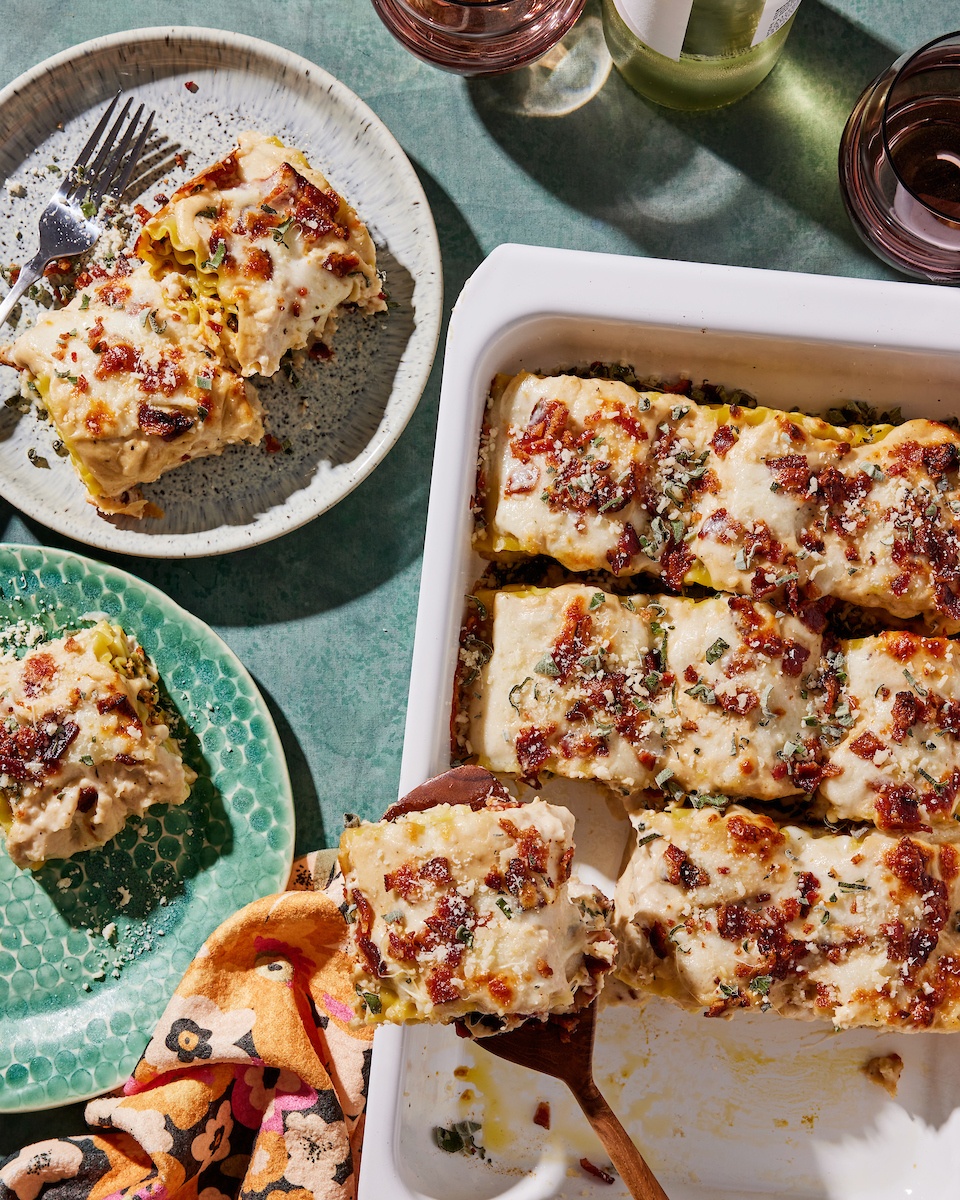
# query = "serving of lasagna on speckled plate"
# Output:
<box><xmin>0</xmin><ymin>36</ymin><xmax>441</xmax><ymax>557</ymax></box>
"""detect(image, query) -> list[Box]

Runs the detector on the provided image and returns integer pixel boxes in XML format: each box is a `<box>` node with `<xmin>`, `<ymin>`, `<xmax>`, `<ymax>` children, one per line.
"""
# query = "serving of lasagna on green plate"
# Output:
<box><xmin>0</xmin><ymin>620</ymin><xmax>195</xmax><ymax>869</ymax></box>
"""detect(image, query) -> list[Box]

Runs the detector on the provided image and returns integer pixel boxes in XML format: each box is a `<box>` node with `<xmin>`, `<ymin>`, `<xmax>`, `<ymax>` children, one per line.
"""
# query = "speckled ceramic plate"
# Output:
<box><xmin>0</xmin><ymin>545</ymin><xmax>294</xmax><ymax>1112</ymax></box>
<box><xmin>0</xmin><ymin>28</ymin><xmax>442</xmax><ymax>557</ymax></box>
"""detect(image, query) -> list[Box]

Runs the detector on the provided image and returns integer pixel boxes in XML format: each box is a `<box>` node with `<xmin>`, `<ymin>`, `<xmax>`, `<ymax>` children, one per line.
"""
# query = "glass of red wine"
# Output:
<box><xmin>371</xmin><ymin>0</ymin><xmax>585</xmax><ymax>75</ymax></box>
<box><xmin>839</xmin><ymin>31</ymin><xmax>960</xmax><ymax>281</ymax></box>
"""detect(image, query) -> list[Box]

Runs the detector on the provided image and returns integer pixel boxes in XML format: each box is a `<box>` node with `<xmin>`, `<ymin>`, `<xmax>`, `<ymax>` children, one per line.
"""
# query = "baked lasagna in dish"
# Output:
<box><xmin>0</xmin><ymin>622</ymin><xmax>196</xmax><ymax>868</ymax></box>
<box><xmin>0</xmin><ymin>263</ymin><xmax>263</xmax><ymax>517</ymax></box>
<box><xmin>136</xmin><ymin>132</ymin><xmax>386</xmax><ymax>377</ymax></box>
<box><xmin>475</xmin><ymin>373</ymin><xmax>960</xmax><ymax>632</ymax></box>
<box><xmin>615</xmin><ymin>805</ymin><xmax>960</xmax><ymax>1031</ymax></box>
<box><xmin>339</xmin><ymin>767</ymin><xmax>616</xmax><ymax>1031</ymax></box>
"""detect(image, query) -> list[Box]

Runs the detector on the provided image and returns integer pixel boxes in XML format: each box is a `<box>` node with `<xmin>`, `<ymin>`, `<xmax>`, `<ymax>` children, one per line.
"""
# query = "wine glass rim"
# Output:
<box><xmin>880</xmin><ymin>28</ymin><xmax>960</xmax><ymax>223</ymax></box>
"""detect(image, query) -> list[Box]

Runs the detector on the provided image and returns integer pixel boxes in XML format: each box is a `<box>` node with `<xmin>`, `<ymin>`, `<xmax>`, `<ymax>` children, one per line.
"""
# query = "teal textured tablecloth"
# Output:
<box><xmin>0</xmin><ymin>0</ymin><xmax>955</xmax><ymax>1147</ymax></box>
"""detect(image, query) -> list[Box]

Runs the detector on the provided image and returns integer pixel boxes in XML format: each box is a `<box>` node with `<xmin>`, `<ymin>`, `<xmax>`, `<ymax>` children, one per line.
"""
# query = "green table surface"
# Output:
<box><xmin>0</xmin><ymin>0</ymin><xmax>955</xmax><ymax>1150</ymax></box>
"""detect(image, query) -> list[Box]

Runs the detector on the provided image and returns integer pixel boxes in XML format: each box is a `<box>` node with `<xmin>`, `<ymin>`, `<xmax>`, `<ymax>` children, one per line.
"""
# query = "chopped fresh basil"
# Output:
<box><xmin>508</xmin><ymin>678</ymin><xmax>531</xmax><ymax>714</ymax></box>
<box><xmin>918</xmin><ymin>766</ymin><xmax>945</xmax><ymax>793</ymax></box>
<box><xmin>140</xmin><ymin>309</ymin><xmax>165</xmax><ymax>335</ymax></box>
<box><xmin>273</xmin><ymin>216</ymin><xmax>296</xmax><ymax>244</ymax></box>
<box><xmin>465</xmin><ymin>593</ymin><xmax>487</xmax><ymax>621</ymax></box>
<box><xmin>689</xmin><ymin>792</ymin><xmax>732</xmax><ymax>810</ymax></box>
<box><xmin>705</xmin><ymin>637</ymin><xmax>729</xmax><ymax>664</ymax></box>
<box><xmin>202</xmin><ymin>241</ymin><xmax>226</xmax><ymax>270</ymax></box>
<box><xmin>355</xmin><ymin>984</ymin><xmax>382</xmax><ymax>1014</ymax></box>
<box><xmin>433</xmin><ymin>1121</ymin><xmax>484</xmax><ymax>1158</ymax></box>
<box><xmin>903</xmin><ymin>669</ymin><xmax>928</xmax><ymax>697</ymax></box>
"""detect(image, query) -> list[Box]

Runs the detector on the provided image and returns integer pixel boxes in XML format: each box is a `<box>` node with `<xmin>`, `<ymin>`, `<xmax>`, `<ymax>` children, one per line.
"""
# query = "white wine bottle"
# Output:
<box><xmin>602</xmin><ymin>0</ymin><xmax>802</xmax><ymax>110</ymax></box>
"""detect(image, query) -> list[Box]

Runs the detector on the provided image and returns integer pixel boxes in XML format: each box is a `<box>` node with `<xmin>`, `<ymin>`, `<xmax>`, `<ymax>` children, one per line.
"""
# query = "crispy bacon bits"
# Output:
<box><xmin>710</xmin><ymin>424</ymin><xmax>738</xmax><ymax>458</ymax></box>
<box><xmin>579</xmin><ymin>1159</ymin><xmax>615</xmax><ymax>1185</ymax></box>
<box><xmin>0</xmin><ymin>712</ymin><xmax>78</xmax><ymax>782</ymax></box>
<box><xmin>662</xmin><ymin>842</ymin><xmax>710</xmax><ymax>889</ymax></box>
<box><xmin>850</xmin><ymin>731</ymin><xmax>885</xmax><ymax>761</ymax></box>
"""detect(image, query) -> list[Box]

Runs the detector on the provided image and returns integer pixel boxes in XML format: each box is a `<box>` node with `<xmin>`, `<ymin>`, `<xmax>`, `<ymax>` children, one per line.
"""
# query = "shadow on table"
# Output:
<box><xmin>0</xmin><ymin>1098</ymin><xmax>89</xmax><ymax>1157</ymax></box>
<box><xmin>0</xmin><ymin>161</ymin><xmax>485</xmax><ymax>628</ymax></box>
<box><xmin>468</xmin><ymin>0</ymin><xmax>898</xmax><ymax>270</ymax></box>
<box><xmin>254</xmin><ymin>675</ymin><xmax>325</xmax><ymax>856</ymax></box>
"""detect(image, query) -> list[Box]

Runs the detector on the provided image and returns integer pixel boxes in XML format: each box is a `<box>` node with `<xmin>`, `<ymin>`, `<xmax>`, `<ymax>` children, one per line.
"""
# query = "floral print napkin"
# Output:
<box><xmin>0</xmin><ymin>851</ymin><xmax>374</xmax><ymax>1200</ymax></box>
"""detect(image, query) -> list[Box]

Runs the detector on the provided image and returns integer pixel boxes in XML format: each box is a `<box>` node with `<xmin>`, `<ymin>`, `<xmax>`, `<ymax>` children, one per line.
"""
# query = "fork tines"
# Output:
<box><xmin>63</xmin><ymin>91</ymin><xmax>155</xmax><ymax>209</ymax></box>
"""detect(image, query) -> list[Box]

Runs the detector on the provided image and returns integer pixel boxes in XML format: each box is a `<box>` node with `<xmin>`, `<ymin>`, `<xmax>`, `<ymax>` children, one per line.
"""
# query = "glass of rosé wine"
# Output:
<box><xmin>840</xmin><ymin>30</ymin><xmax>960</xmax><ymax>281</ymax></box>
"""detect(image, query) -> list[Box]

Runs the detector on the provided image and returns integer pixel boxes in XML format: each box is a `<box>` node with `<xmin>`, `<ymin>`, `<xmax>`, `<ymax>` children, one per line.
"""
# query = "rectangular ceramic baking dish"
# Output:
<box><xmin>359</xmin><ymin>244</ymin><xmax>960</xmax><ymax>1200</ymax></box>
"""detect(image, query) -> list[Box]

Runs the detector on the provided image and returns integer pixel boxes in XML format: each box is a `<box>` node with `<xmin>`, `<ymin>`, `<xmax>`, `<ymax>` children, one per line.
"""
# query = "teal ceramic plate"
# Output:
<box><xmin>0</xmin><ymin>545</ymin><xmax>294</xmax><ymax>1111</ymax></box>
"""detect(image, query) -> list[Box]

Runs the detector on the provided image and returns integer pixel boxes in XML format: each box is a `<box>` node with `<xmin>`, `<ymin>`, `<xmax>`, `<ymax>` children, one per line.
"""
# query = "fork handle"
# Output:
<box><xmin>572</xmin><ymin>1079</ymin><xmax>670</xmax><ymax>1200</ymax></box>
<box><xmin>0</xmin><ymin>250</ymin><xmax>48</xmax><ymax>328</ymax></box>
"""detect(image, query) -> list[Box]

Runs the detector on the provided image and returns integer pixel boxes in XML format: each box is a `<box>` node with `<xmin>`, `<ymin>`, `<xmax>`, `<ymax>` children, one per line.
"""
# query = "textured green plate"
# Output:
<box><xmin>0</xmin><ymin>545</ymin><xmax>294</xmax><ymax>1111</ymax></box>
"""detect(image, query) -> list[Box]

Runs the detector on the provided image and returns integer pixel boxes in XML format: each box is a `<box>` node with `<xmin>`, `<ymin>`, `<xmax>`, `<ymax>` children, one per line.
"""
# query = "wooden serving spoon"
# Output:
<box><xmin>467</xmin><ymin>1001</ymin><xmax>669</xmax><ymax>1200</ymax></box>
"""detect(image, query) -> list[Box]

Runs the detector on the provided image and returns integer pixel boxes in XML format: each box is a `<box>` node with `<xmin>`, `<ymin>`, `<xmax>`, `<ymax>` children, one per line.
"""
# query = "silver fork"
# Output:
<box><xmin>0</xmin><ymin>92</ymin><xmax>155</xmax><ymax>327</ymax></box>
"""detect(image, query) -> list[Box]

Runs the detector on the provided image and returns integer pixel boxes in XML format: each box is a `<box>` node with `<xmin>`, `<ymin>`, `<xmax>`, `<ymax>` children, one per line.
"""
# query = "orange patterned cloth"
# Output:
<box><xmin>0</xmin><ymin>852</ymin><xmax>374</xmax><ymax>1200</ymax></box>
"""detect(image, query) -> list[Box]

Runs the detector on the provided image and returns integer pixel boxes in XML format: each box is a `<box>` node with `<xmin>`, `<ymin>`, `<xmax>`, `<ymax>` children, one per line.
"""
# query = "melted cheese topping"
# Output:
<box><xmin>137</xmin><ymin>132</ymin><xmax>385</xmax><ymax>376</ymax></box>
<box><xmin>477</xmin><ymin>373</ymin><xmax>960</xmax><ymax>631</ymax></box>
<box><xmin>339</xmin><ymin>798</ymin><xmax>616</xmax><ymax>1029</ymax></box>
<box><xmin>615</xmin><ymin>806</ymin><xmax>960</xmax><ymax>1031</ymax></box>
<box><xmin>0</xmin><ymin>622</ymin><xmax>195</xmax><ymax>868</ymax></box>
<box><xmin>0</xmin><ymin>264</ymin><xmax>263</xmax><ymax>517</ymax></box>
<box><xmin>461</xmin><ymin>585</ymin><xmax>828</xmax><ymax>801</ymax></box>
<box><xmin>820</xmin><ymin>632</ymin><xmax>960</xmax><ymax>834</ymax></box>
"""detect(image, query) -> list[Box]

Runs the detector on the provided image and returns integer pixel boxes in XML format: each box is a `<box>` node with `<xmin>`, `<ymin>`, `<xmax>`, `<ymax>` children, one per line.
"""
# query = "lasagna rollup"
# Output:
<box><xmin>458</xmin><ymin>584</ymin><xmax>831</xmax><ymax>801</ymax></box>
<box><xmin>820</xmin><ymin>631</ymin><xmax>960</xmax><ymax>834</ymax></box>
<box><xmin>339</xmin><ymin>768</ymin><xmax>616</xmax><ymax>1031</ymax></box>
<box><xmin>476</xmin><ymin>373</ymin><xmax>960</xmax><ymax>632</ymax></box>
<box><xmin>137</xmin><ymin>132</ymin><xmax>385</xmax><ymax>377</ymax></box>
<box><xmin>0</xmin><ymin>263</ymin><xmax>263</xmax><ymax>517</ymax></box>
<box><xmin>0</xmin><ymin>622</ymin><xmax>195</xmax><ymax>868</ymax></box>
<box><xmin>615</xmin><ymin>805</ymin><xmax>960</xmax><ymax>1032</ymax></box>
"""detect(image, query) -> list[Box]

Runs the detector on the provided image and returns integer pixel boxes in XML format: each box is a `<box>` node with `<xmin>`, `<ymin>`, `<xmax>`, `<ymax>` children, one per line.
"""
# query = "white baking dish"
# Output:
<box><xmin>360</xmin><ymin>244</ymin><xmax>960</xmax><ymax>1200</ymax></box>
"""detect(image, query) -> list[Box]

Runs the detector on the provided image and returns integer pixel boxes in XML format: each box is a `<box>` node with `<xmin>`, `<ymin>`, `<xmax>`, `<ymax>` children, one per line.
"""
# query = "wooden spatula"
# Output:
<box><xmin>468</xmin><ymin>1001</ymin><xmax>669</xmax><ymax>1200</ymax></box>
